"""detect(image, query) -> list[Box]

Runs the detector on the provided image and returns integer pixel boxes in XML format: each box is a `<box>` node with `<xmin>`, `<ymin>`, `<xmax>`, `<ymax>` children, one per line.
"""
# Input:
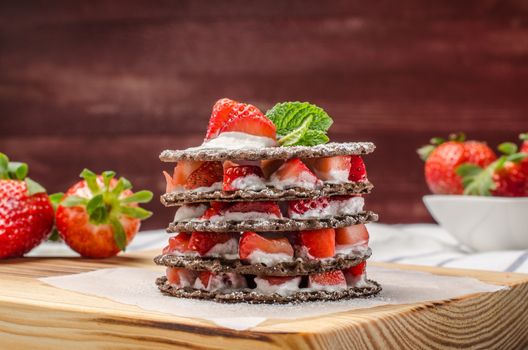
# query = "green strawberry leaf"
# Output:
<box><xmin>49</xmin><ymin>192</ymin><xmax>64</xmax><ymax>210</ymax></box>
<box><xmin>110</xmin><ymin>217</ymin><xmax>127</xmax><ymax>251</ymax></box>
<box><xmin>61</xmin><ymin>195</ymin><xmax>88</xmax><ymax>207</ymax></box>
<box><xmin>498</xmin><ymin>142</ymin><xmax>518</xmax><ymax>155</ymax></box>
<box><xmin>520</xmin><ymin>133</ymin><xmax>528</xmax><ymax>141</ymax></box>
<box><xmin>102</xmin><ymin>171</ymin><xmax>116</xmax><ymax>188</ymax></box>
<box><xmin>266</xmin><ymin>102</ymin><xmax>333</xmax><ymax>147</ymax></box>
<box><xmin>86</xmin><ymin>194</ymin><xmax>104</xmax><ymax>215</ymax></box>
<box><xmin>417</xmin><ymin>145</ymin><xmax>436</xmax><ymax>161</ymax></box>
<box><xmin>25</xmin><ymin>177</ymin><xmax>47</xmax><ymax>195</ymax></box>
<box><xmin>80</xmin><ymin>168</ymin><xmax>100</xmax><ymax>194</ymax></box>
<box><xmin>8</xmin><ymin>162</ymin><xmax>28</xmax><ymax>180</ymax></box>
<box><xmin>0</xmin><ymin>153</ymin><xmax>8</xmax><ymax>177</ymax></box>
<box><xmin>121</xmin><ymin>177</ymin><xmax>133</xmax><ymax>190</ymax></box>
<box><xmin>121</xmin><ymin>206</ymin><xmax>153</xmax><ymax>219</ymax></box>
<box><xmin>506</xmin><ymin>153</ymin><xmax>528</xmax><ymax>163</ymax></box>
<box><xmin>121</xmin><ymin>190</ymin><xmax>154</xmax><ymax>204</ymax></box>
<box><xmin>89</xmin><ymin>206</ymin><xmax>108</xmax><ymax>224</ymax></box>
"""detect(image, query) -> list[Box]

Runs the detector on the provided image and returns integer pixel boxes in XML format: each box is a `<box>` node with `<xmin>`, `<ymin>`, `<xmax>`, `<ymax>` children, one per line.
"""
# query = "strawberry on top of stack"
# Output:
<box><xmin>155</xmin><ymin>98</ymin><xmax>381</xmax><ymax>304</ymax></box>
<box><xmin>418</xmin><ymin>133</ymin><xmax>528</xmax><ymax>197</ymax></box>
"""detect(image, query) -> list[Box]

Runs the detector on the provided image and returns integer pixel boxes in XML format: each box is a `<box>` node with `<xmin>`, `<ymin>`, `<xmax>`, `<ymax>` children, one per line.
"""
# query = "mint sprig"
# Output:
<box><xmin>60</xmin><ymin>168</ymin><xmax>154</xmax><ymax>251</ymax></box>
<box><xmin>266</xmin><ymin>102</ymin><xmax>333</xmax><ymax>146</ymax></box>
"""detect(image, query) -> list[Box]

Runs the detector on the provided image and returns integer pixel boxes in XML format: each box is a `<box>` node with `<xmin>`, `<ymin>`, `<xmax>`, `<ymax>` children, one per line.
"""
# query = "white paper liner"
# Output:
<box><xmin>40</xmin><ymin>266</ymin><xmax>505</xmax><ymax>331</ymax></box>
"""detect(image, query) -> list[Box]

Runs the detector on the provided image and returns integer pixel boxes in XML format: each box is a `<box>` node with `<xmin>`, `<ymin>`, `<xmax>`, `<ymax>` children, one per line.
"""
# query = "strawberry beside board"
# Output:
<box><xmin>0</xmin><ymin>152</ymin><xmax>153</xmax><ymax>259</ymax></box>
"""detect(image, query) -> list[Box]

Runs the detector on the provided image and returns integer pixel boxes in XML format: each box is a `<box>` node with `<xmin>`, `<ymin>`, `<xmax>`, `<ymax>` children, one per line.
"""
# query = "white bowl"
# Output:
<box><xmin>423</xmin><ymin>195</ymin><xmax>528</xmax><ymax>252</ymax></box>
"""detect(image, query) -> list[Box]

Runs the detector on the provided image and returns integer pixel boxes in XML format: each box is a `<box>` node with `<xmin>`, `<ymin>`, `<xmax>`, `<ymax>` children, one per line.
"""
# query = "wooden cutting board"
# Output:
<box><xmin>1</xmin><ymin>250</ymin><xmax>527</xmax><ymax>350</ymax></box>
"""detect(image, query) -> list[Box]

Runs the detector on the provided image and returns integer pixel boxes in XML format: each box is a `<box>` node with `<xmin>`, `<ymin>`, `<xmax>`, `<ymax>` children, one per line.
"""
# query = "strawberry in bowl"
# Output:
<box><xmin>55</xmin><ymin>169</ymin><xmax>153</xmax><ymax>258</ymax></box>
<box><xmin>421</xmin><ymin>133</ymin><xmax>528</xmax><ymax>251</ymax></box>
<box><xmin>0</xmin><ymin>153</ymin><xmax>54</xmax><ymax>259</ymax></box>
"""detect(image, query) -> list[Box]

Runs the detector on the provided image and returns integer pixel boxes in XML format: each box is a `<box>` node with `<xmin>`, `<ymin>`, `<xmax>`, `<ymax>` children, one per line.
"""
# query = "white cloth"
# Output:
<box><xmin>29</xmin><ymin>224</ymin><xmax>528</xmax><ymax>274</ymax></box>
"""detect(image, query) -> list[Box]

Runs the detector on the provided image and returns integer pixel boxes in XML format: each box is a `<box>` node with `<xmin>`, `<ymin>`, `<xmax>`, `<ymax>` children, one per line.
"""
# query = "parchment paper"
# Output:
<box><xmin>40</xmin><ymin>266</ymin><xmax>505</xmax><ymax>330</ymax></box>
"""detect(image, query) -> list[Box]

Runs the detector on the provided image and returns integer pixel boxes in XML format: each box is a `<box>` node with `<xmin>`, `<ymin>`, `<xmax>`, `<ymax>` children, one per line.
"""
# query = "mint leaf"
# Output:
<box><xmin>277</xmin><ymin>115</ymin><xmax>313</xmax><ymax>146</ymax></box>
<box><xmin>297</xmin><ymin>130</ymin><xmax>329</xmax><ymax>146</ymax></box>
<box><xmin>266</xmin><ymin>102</ymin><xmax>333</xmax><ymax>147</ymax></box>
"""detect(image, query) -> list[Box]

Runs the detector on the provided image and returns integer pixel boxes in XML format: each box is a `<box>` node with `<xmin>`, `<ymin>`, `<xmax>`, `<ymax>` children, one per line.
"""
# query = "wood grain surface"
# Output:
<box><xmin>1</xmin><ymin>1</ymin><xmax>527</xmax><ymax>228</ymax></box>
<box><xmin>0</xmin><ymin>250</ymin><xmax>527</xmax><ymax>350</ymax></box>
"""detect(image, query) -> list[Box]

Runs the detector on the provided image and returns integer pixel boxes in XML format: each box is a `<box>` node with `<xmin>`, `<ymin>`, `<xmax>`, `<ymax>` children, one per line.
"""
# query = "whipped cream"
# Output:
<box><xmin>230</xmin><ymin>174</ymin><xmax>267</xmax><ymax>191</ymax></box>
<box><xmin>166</xmin><ymin>268</ymin><xmax>195</xmax><ymax>288</ymax></box>
<box><xmin>254</xmin><ymin>277</ymin><xmax>301</xmax><ymax>296</ymax></box>
<box><xmin>335</xmin><ymin>243</ymin><xmax>369</xmax><ymax>256</ymax></box>
<box><xmin>246</xmin><ymin>250</ymin><xmax>293</xmax><ymax>266</ymax></box>
<box><xmin>331</xmin><ymin>196</ymin><xmax>364</xmax><ymax>215</ymax></box>
<box><xmin>322</xmin><ymin>169</ymin><xmax>350</xmax><ymax>183</ymax></box>
<box><xmin>205</xmin><ymin>238</ymin><xmax>239</xmax><ymax>259</ymax></box>
<box><xmin>192</xmin><ymin>131</ymin><xmax>276</xmax><ymax>150</ymax></box>
<box><xmin>173</xmin><ymin>204</ymin><xmax>208</xmax><ymax>221</ymax></box>
<box><xmin>209</xmin><ymin>211</ymin><xmax>281</xmax><ymax>222</ymax></box>
<box><xmin>289</xmin><ymin>196</ymin><xmax>364</xmax><ymax>219</ymax></box>
<box><xmin>269</xmin><ymin>170</ymin><xmax>321</xmax><ymax>190</ymax></box>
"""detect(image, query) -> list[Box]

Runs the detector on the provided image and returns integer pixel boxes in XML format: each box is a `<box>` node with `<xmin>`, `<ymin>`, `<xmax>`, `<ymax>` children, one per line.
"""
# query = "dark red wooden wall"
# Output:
<box><xmin>1</xmin><ymin>1</ymin><xmax>527</xmax><ymax>229</ymax></box>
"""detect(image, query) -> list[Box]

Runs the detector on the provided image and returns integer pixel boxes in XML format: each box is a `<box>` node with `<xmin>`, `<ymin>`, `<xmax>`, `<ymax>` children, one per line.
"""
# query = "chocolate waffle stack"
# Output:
<box><xmin>154</xmin><ymin>99</ymin><xmax>381</xmax><ymax>303</ymax></box>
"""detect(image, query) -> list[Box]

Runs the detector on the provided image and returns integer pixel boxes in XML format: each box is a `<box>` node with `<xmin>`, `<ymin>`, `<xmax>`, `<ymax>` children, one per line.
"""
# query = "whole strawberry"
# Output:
<box><xmin>0</xmin><ymin>153</ymin><xmax>54</xmax><ymax>259</ymax></box>
<box><xmin>457</xmin><ymin>142</ymin><xmax>528</xmax><ymax>197</ymax></box>
<box><xmin>520</xmin><ymin>133</ymin><xmax>528</xmax><ymax>175</ymax></box>
<box><xmin>418</xmin><ymin>133</ymin><xmax>496</xmax><ymax>194</ymax></box>
<box><xmin>55</xmin><ymin>169</ymin><xmax>153</xmax><ymax>258</ymax></box>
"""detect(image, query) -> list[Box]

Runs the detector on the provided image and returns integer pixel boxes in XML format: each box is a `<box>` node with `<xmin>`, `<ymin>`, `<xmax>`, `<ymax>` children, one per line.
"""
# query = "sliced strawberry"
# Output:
<box><xmin>349</xmin><ymin>155</ymin><xmax>367</xmax><ymax>182</ymax></box>
<box><xmin>261</xmin><ymin>159</ymin><xmax>284</xmax><ymax>178</ymax></box>
<box><xmin>335</xmin><ymin>225</ymin><xmax>369</xmax><ymax>247</ymax></box>
<box><xmin>162</xmin><ymin>233</ymin><xmax>191</xmax><ymax>254</ymax></box>
<box><xmin>164</xmin><ymin>160</ymin><xmax>203</xmax><ymax>192</ymax></box>
<box><xmin>219</xmin><ymin>103</ymin><xmax>276</xmax><ymax>139</ymax></box>
<box><xmin>198</xmin><ymin>271</ymin><xmax>213</xmax><ymax>288</ymax></box>
<box><xmin>166</xmin><ymin>267</ymin><xmax>197</xmax><ymax>286</ymax></box>
<box><xmin>226</xmin><ymin>201</ymin><xmax>282</xmax><ymax>218</ymax></box>
<box><xmin>223</xmin><ymin>162</ymin><xmax>265</xmax><ymax>191</ymax></box>
<box><xmin>288</xmin><ymin>197</ymin><xmax>329</xmax><ymax>217</ymax></box>
<box><xmin>184</xmin><ymin>161</ymin><xmax>223</xmax><ymax>190</ymax></box>
<box><xmin>303</xmin><ymin>156</ymin><xmax>351</xmax><ymax>182</ymax></box>
<box><xmin>298</xmin><ymin>228</ymin><xmax>335</xmax><ymax>259</ymax></box>
<box><xmin>205</xmin><ymin>98</ymin><xmax>239</xmax><ymax>140</ymax></box>
<box><xmin>259</xmin><ymin>276</ymin><xmax>298</xmax><ymax>285</ymax></box>
<box><xmin>201</xmin><ymin>207</ymin><xmax>221</xmax><ymax>220</ymax></box>
<box><xmin>239</xmin><ymin>232</ymin><xmax>294</xmax><ymax>261</ymax></box>
<box><xmin>210</xmin><ymin>201</ymin><xmax>230</xmax><ymax>212</ymax></box>
<box><xmin>309</xmin><ymin>270</ymin><xmax>347</xmax><ymax>288</ymax></box>
<box><xmin>344</xmin><ymin>261</ymin><xmax>366</xmax><ymax>277</ymax></box>
<box><xmin>270</xmin><ymin>158</ymin><xmax>320</xmax><ymax>189</ymax></box>
<box><xmin>188</xmin><ymin>232</ymin><xmax>234</xmax><ymax>256</ymax></box>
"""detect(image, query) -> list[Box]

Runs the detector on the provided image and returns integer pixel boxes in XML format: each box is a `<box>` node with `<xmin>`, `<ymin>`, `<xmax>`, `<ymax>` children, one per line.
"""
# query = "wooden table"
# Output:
<box><xmin>1</xmin><ymin>250</ymin><xmax>527</xmax><ymax>350</ymax></box>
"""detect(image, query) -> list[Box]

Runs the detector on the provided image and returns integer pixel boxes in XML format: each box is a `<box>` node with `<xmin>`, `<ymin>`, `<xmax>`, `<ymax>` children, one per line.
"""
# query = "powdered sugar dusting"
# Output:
<box><xmin>40</xmin><ymin>266</ymin><xmax>505</xmax><ymax>331</ymax></box>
